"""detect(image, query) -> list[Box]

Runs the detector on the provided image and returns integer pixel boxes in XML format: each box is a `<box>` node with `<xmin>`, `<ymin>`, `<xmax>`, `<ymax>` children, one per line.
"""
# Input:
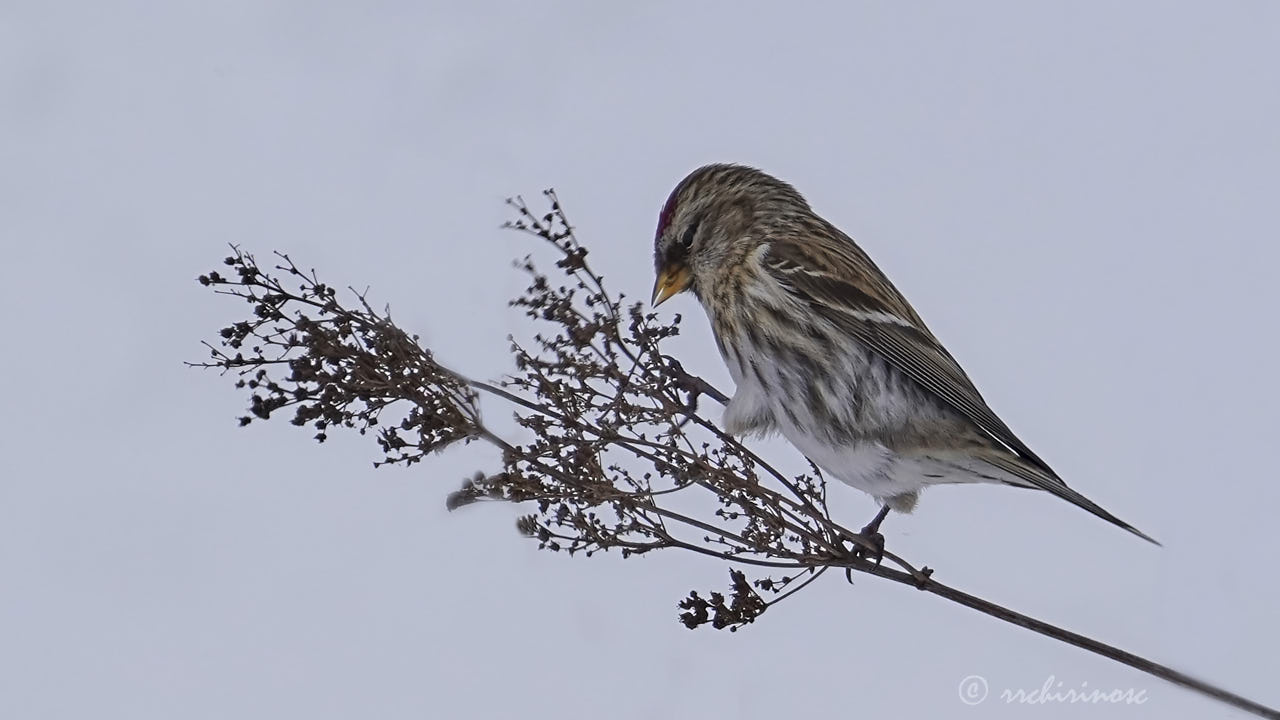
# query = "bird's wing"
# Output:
<box><xmin>761</xmin><ymin>237</ymin><xmax>1159</xmax><ymax>545</ymax></box>
<box><xmin>760</xmin><ymin>238</ymin><xmax>1057</xmax><ymax>477</ymax></box>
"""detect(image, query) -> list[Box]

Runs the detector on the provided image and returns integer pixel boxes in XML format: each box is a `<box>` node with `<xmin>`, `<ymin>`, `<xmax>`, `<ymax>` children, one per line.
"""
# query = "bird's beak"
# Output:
<box><xmin>651</xmin><ymin>264</ymin><xmax>692</xmax><ymax>306</ymax></box>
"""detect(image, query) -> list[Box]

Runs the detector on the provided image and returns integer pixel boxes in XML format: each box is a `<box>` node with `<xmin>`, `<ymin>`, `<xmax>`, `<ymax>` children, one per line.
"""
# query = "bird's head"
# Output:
<box><xmin>651</xmin><ymin>164</ymin><xmax>810</xmax><ymax>306</ymax></box>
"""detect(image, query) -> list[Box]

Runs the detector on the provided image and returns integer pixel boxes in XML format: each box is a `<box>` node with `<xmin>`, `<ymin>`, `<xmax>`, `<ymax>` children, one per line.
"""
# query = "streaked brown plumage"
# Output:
<box><xmin>652</xmin><ymin>163</ymin><xmax>1156</xmax><ymax>544</ymax></box>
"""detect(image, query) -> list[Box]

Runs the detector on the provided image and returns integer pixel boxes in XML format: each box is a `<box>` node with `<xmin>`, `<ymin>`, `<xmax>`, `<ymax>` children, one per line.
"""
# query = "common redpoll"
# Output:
<box><xmin>652</xmin><ymin>164</ymin><xmax>1157</xmax><ymax>547</ymax></box>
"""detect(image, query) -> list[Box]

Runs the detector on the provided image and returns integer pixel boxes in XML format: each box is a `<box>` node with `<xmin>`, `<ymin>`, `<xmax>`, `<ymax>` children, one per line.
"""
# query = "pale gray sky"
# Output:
<box><xmin>3</xmin><ymin>2</ymin><xmax>1278</xmax><ymax>718</ymax></box>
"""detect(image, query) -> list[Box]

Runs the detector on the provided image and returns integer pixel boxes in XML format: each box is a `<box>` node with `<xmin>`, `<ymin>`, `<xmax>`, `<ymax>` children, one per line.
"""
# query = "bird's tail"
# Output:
<box><xmin>983</xmin><ymin>453</ymin><xmax>1161</xmax><ymax>546</ymax></box>
<box><xmin>1039</xmin><ymin>479</ymin><xmax>1161</xmax><ymax>546</ymax></box>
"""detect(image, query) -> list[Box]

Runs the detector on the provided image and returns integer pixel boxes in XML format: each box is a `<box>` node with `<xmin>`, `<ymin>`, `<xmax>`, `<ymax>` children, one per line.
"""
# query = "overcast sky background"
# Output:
<box><xmin>3</xmin><ymin>2</ymin><xmax>1278</xmax><ymax>718</ymax></box>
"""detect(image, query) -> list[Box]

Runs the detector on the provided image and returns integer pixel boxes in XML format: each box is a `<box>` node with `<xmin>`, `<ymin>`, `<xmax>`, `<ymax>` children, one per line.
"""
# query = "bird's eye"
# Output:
<box><xmin>680</xmin><ymin>218</ymin><xmax>701</xmax><ymax>249</ymax></box>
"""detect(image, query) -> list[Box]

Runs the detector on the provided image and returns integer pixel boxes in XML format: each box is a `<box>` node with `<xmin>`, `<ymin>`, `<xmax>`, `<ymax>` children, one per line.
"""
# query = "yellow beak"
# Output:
<box><xmin>651</xmin><ymin>265</ymin><xmax>692</xmax><ymax>306</ymax></box>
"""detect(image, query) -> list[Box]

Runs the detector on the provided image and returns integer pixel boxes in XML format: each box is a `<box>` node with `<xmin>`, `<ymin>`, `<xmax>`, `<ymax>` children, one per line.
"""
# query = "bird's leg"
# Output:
<box><xmin>841</xmin><ymin>505</ymin><xmax>890</xmax><ymax>576</ymax></box>
<box><xmin>665</xmin><ymin>357</ymin><xmax>730</xmax><ymax>428</ymax></box>
<box><xmin>862</xmin><ymin>503</ymin><xmax>891</xmax><ymax>536</ymax></box>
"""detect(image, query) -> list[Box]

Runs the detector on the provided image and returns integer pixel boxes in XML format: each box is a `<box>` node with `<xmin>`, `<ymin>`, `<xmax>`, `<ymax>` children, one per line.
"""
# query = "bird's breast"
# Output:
<box><xmin>706</xmin><ymin>288</ymin><xmax>952</xmax><ymax>448</ymax></box>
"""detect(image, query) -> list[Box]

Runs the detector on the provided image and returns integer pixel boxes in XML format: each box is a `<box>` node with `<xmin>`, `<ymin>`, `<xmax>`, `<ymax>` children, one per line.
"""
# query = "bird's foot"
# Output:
<box><xmin>853</xmin><ymin>504</ymin><xmax>890</xmax><ymax>563</ymax></box>
<box><xmin>665</xmin><ymin>358</ymin><xmax>729</xmax><ymax>428</ymax></box>
<box><xmin>850</xmin><ymin>526</ymin><xmax>886</xmax><ymax>566</ymax></box>
<box><xmin>838</xmin><ymin>527</ymin><xmax>886</xmax><ymax>583</ymax></box>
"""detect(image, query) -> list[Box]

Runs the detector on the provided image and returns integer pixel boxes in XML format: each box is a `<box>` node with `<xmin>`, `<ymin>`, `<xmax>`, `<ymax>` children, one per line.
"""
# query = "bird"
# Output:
<box><xmin>650</xmin><ymin>163</ymin><xmax>1157</xmax><ymax>551</ymax></box>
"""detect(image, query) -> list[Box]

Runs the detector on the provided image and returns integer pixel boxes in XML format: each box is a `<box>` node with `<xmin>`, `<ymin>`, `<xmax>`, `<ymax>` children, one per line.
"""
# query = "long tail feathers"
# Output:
<box><xmin>984</xmin><ymin>454</ymin><xmax>1161</xmax><ymax>546</ymax></box>
<box><xmin>1039</xmin><ymin>479</ymin><xmax>1161</xmax><ymax>546</ymax></box>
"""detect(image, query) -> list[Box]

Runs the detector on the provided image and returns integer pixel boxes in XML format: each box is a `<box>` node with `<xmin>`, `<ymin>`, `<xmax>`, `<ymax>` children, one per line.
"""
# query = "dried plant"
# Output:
<box><xmin>192</xmin><ymin>191</ymin><xmax>1276</xmax><ymax>718</ymax></box>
